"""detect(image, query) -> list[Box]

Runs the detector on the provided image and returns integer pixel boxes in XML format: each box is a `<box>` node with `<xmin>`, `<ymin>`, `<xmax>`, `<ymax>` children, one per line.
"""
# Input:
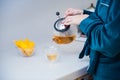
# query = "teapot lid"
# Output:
<box><xmin>54</xmin><ymin>18</ymin><xmax>70</xmax><ymax>32</ymax></box>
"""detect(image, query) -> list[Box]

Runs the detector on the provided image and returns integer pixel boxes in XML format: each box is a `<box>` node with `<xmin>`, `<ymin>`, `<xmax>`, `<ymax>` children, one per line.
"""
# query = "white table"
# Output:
<box><xmin>0</xmin><ymin>41</ymin><xmax>89</xmax><ymax>80</ymax></box>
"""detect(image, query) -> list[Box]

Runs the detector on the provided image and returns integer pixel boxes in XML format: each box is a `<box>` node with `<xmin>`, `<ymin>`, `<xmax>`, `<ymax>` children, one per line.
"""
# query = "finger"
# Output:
<box><xmin>62</xmin><ymin>18</ymin><xmax>71</xmax><ymax>23</ymax></box>
<box><xmin>62</xmin><ymin>18</ymin><xmax>72</xmax><ymax>25</ymax></box>
<box><xmin>64</xmin><ymin>22</ymin><xmax>71</xmax><ymax>25</ymax></box>
<box><xmin>64</xmin><ymin>8</ymin><xmax>73</xmax><ymax>17</ymax></box>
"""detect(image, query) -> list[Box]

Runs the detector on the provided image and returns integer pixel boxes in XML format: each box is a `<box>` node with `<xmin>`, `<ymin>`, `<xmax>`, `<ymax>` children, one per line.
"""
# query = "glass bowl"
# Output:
<box><xmin>16</xmin><ymin>47</ymin><xmax>35</xmax><ymax>57</ymax></box>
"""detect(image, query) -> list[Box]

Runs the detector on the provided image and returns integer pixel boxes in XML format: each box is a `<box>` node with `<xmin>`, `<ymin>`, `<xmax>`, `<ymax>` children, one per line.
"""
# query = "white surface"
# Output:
<box><xmin>0</xmin><ymin>41</ymin><xmax>89</xmax><ymax>80</ymax></box>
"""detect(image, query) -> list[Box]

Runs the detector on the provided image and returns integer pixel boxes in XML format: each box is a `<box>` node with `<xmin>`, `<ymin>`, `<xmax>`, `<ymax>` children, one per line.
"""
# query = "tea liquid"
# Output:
<box><xmin>47</xmin><ymin>53</ymin><xmax>57</xmax><ymax>62</ymax></box>
<box><xmin>52</xmin><ymin>35</ymin><xmax>76</xmax><ymax>44</ymax></box>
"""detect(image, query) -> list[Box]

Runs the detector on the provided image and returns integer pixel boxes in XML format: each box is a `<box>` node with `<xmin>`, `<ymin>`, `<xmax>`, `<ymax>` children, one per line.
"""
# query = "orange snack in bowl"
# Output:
<box><xmin>14</xmin><ymin>39</ymin><xmax>35</xmax><ymax>56</ymax></box>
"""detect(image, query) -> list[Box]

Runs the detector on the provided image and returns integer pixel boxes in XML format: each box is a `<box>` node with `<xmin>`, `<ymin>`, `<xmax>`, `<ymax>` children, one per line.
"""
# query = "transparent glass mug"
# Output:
<box><xmin>44</xmin><ymin>44</ymin><xmax>59</xmax><ymax>62</ymax></box>
<box><xmin>52</xmin><ymin>18</ymin><xmax>77</xmax><ymax>44</ymax></box>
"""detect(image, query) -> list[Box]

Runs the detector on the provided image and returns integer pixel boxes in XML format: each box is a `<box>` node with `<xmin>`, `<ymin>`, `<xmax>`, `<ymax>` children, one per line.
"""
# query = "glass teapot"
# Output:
<box><xmin>52</xmin><ymin>12</ymin><xmax>77</xmax><ymax>44</ymax></box>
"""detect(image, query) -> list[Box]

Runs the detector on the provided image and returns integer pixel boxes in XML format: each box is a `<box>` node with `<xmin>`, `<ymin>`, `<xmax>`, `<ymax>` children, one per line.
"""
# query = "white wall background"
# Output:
<box><xmin>0</xmin><ymin>0</ymin><xmax>96</xmax><ymax>52</ymax></box>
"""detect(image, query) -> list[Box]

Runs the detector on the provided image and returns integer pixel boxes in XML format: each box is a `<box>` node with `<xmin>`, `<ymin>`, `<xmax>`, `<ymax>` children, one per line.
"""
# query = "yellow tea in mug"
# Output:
<box><xmin>47</xmin><ymin>53</ymin><xmax>57</xmax><ymax>62</ymax></box>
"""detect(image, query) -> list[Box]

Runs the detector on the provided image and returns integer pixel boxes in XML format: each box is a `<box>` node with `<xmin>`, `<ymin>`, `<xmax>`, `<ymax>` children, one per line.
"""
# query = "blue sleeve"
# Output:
<box><xmin>79</xmin><ymin>13</ymin><xmax>120</xmax><ymax>58</ymax></box>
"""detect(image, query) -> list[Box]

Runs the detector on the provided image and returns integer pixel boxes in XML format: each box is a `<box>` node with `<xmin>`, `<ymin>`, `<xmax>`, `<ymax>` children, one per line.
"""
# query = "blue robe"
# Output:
<box><xmin>79</xmin><ymin>0</ymin><xmax>120</xmax><ymax>80</ymax></box>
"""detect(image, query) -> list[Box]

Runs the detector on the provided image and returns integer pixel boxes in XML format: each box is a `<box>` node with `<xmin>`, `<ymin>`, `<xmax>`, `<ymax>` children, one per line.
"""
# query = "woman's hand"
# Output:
<box><xmin>64</xmin><ymin>8</ymin><xmax>83</xmax><ymax>17</ymax></box>
<box><xmin>62</xmin><ymin>14</ymin><xmax>89</xmax><ymax>26</ymax></box>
